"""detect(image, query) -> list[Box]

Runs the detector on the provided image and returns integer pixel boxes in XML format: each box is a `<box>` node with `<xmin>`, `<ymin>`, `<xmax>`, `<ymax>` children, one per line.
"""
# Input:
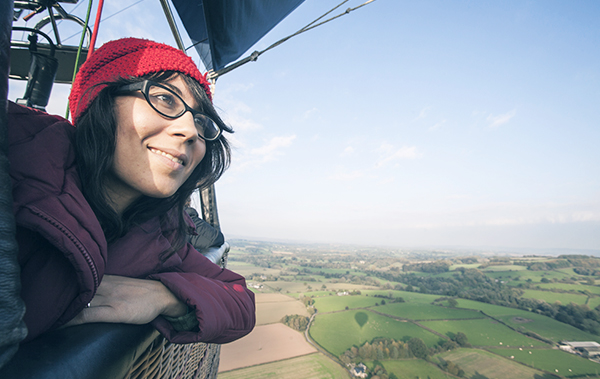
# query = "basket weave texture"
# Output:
<box><xmin>125</xmin><ymin>340</ymin><xmax>221</xmax><ymax>379</ymax></box>
<box><xmin>125</xmin><ymin>250</ymin><xmax>229</xmax><ymax>379</ymax></box>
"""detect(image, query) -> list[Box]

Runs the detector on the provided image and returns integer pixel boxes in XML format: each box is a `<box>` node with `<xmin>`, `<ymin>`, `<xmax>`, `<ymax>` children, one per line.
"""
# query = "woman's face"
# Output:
<box><xmin>106</xmin><ymin>75</ymin><xmax>206</xmax><ymax>213</ymax></box>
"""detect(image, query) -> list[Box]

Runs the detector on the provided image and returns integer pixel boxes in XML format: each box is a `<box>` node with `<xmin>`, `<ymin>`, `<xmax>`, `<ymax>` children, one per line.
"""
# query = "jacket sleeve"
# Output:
<box><xmin>148</xmin><ymin>243</ymin><xmax>255</xmax><ymax>344</ymax></box>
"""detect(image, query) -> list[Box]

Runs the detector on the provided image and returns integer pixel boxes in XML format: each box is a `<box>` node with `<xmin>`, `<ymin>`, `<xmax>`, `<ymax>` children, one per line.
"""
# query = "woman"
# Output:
<box><xmin>8</xmin><ymin>38</ymin><xmax>255</xmax><ymax>344</ymax></box>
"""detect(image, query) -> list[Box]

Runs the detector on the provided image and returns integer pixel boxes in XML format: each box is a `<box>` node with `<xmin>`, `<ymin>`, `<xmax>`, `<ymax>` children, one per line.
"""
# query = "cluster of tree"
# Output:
<box><xmin>339</xmin><ymin>338</ymin><xmax>414</xmax><ymax>364</ymax></box>
<box><xmin>339</xmin><ymin>336</ymin><xmax>461</xmax><ymax>365</ymax></box>
<box><xmin>513</xmin><ymin>259</ymin><xmax>571</xmax><ymax>271</ymax></box>
<box><xmin>447</xmin><ymin>332</ymin><xmax>470</xmax><ymax>347</ymax></box>
<box><xmin>246</xmin><ymin>273</ymin><xmax>279</xmax><ymax>282</ymax></box>
<box><xmin>510</xmin><ymin>255</ymin><xmax>600</xmax><ymax>273</ymax></box>
<box><xmin>280</xmin><ymin>314</ymin><xmax>309</xmax><ymax>331</ymax></box>
<box><xmin>457</xmin><ymin>257</ymin><xmax>479</xmax><ymax>264</ymax></box>
<box><xmin>574</xmin><ymin>267</ymin><xmax>600</xmax><ymax>276</ymax></box>
<box><xmin>299</xmin><ymin>296</ymin><xmax>314</xmax><ymax>307</ymax></box>
<box><xmin>478</xmin><ymin>257</ymin><xmax>512</xmax><ymax>269</ymax></box>
<box><xmin>328</xmin><ymin>275</ymin><xmax>381</xmax><ymax>287</ymax></box>
<box><xmin>528</xmin><ymin>301</ymin><xmax>600</xmax><ymax>335</ymax></box>
<box><xmin>559</xmin><ymin>255</ymin><xmax>600</xmax><ymax>267</ymax></box>
<box><xmin>433</xmin><ymin>297</ymin><xmax>458</xmax><ymax>307</ymax></box>
<box><xmin>299</xmin><ymin>261</ymin><xmax>352</xmax><ymax>269</ymax></box>
<box><xmin>438</xmin><ymin>359</ymin><xmax>465</xmax><ymax>377</ymax></box>
<box><xmin>367</xmin><ymin>363</ymin><xmax>398</xmax><ymax>379</ymax></box>
<box><xmin>378</xmin><ymin>268</ymin><xmax>521</xmax><ymax>305</ymax></box>
<box><xmin>372</xmin><ymin>293</ymin><xmax>405</xmax><ymax>303</ymax></box>
<box><xmin>402</xmin><ymin>261</ymin><xmax>451</xmax><ymax>273</ymax></box>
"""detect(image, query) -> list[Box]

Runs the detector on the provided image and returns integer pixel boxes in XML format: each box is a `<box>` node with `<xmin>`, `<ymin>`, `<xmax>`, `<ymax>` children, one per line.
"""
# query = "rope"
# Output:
<box><xmin>65</xmin><ymin>0</ymin><xmax>93</xmax><ymax>119</ymax></box>
<box><xmin>88</xmin><ymin>0</ymin><xmax>104</xmax><ymax>55</ymax></box>
<box><xmin>208</xmin><ymin>0</ymin><xmax>377</xmax><ymax>79</ymax></box>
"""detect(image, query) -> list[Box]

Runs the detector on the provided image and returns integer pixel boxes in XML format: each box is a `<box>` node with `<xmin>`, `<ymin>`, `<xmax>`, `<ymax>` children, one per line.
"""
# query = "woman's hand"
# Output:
<box><xmin>64</xmin><ymin>275</ymin><xmax>188</xmax><ymax>327</ymax></box>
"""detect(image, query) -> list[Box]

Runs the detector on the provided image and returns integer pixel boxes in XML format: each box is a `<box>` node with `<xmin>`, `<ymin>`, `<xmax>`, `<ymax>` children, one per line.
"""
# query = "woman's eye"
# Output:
<box><xmin>155</xmin><ymin>94</ymin><xmax>176</xmax><ymax>106</ymax></box>
<box><xmin>149</xmin><ymin>91</ymin><xmax>179</xmax><ymax>110</ymax></box>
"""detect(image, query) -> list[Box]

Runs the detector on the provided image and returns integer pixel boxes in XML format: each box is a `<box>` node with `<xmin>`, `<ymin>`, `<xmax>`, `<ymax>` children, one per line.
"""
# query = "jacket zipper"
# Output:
<box><xmin>32</xmin><ymin>209</ymin><xmax>100</xmax><ymax>290</ymax></box>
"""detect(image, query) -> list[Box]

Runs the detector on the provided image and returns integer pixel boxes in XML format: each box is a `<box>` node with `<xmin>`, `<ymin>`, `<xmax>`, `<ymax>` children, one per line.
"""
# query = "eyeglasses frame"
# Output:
<box><xmin>116</xmin><ymin>80</ymin><xmax>222</xmax><ymax>141</ymax></box>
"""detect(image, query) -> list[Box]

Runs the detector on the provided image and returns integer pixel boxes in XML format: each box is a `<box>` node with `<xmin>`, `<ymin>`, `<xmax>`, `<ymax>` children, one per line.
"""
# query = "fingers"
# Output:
<box><xmin>62</xmin><ymin>276</ymin><xmax>188</xmax><ymax>327</ymax></box>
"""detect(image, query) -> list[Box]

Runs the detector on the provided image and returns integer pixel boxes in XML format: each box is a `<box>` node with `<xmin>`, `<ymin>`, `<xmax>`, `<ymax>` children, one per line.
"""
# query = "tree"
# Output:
<box><xmin>454</xmin><ymin>332</ymin><xmax>469</xmax><ymax>347</ymax></box>
<box><xmin>448</xmin><ymin>298</ymin><xmax>458</xmax><ymax>307</ymax></box>
<box><xmin>408</xmin><ymin>337</ymin><xmax>428</xmax><ymax>359</ymax></box>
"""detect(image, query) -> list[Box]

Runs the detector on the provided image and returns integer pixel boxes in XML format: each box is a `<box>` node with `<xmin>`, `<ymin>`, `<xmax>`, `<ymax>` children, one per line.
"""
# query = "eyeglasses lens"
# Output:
<box><xmin>194</xmin><ymin>114</ymin><xmax>220</xmax><ymax>140</ymax></box>
<box><xmin>146</xmin><ymin>83</ymin><xmax>220</xmax><ymax>141</ymax></box>
<box><xmin>147</xmin><ymin>84</ymin><xmax>185</xmax><ymax>117</ymax></box>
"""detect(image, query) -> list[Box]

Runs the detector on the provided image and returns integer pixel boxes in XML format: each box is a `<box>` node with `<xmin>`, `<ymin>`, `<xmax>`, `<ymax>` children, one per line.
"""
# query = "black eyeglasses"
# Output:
<box><xmin>116</xmin><ymin>80</ymin><xmax>222</xmax><ymax>141</ymax></box>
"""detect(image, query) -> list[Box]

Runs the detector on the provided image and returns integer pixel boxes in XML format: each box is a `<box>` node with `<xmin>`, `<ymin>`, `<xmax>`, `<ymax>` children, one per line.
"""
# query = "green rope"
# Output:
<box><xmin>65</xmin><ymin>0</ymin><xmax>93</xmax><ymax>119</ymax></box>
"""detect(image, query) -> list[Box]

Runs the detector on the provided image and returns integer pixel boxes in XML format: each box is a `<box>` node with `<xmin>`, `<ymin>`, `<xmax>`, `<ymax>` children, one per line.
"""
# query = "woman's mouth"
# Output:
<box><xmin>149</xmin><ymin>148</ymin><xmax>185</xmax><ymax>166</ymax></box>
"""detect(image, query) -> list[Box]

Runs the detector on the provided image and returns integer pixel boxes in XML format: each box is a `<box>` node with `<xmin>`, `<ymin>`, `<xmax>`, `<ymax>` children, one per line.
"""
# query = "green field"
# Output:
<box><xmin>312</xmin><ymin>295</ymin><xmax>381</xmax><ymax>313</ymax></box>
<box><xmin>449</xmin><ymin>263</ymin><xmax>482</xmax><ymax>270</ymax></box>
<box><xmin>489</xmin><ymin>348</ymin><xmax>600</xmax><ymax>377</ymax></box>
<box><xmin>421</xmin><ymin>318</ymin><xmax>547</xmax><ymax>347</ymax></box>
<box><xmin>376</xmin><ymin>302</ymin><xmax>484</xmax><ymax>320</ymax></box>
<box><xmin>310</xmin><ymin>310</ymin><xmax>441</xmax><ymax>356</ymax></box>
<box><xmin>521</xmin><ymin>289</ymin><xmax>588</xmax><ymax>305</ymax></box>
<box><xmin>218</xmin><ymin>353</ymin><xmax>350</xmax><ymax>379</ymax></box>
<box><xmin>481</xmin><ymin>265</ymin><xmax>527</xmax><ymax>272</ymax></box>
<box><xmin>504</xmin><ymin>270</ymin><xmax>571</xmax><ymax>284</ymax></box>
<box><xmin>534</xmin><ymin>282</ymin><xmax>600</xmax><ymax>295</ymax></box>
<box><xmin>589</xmin><ymin>297</ymin><xmax>600</xmax><ymax>309</ymax></box>
<box><xmin>456</xmin><ymin>298</ymin><xmax>600</xmax><ymax>343</ymax></box>
<box><xmin>373</xmin><ymin>359</ymin><xmax>449</xmax><ymax>379</ymax></box>
<box><xmin>360</xmin><ymin>290</ymin><xmax>443</xmax><ymax>304</ymax></box>
<box><xmin>438</xmin><ymin>348</ymin><xmax>547</xmax><ymax>379</ymax></box>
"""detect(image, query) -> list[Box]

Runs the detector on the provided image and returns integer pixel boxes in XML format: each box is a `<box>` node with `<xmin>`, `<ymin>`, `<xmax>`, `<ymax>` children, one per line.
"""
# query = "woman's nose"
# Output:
<box><xmin>169</xmin><ymin>111</ymin><xmax>198</xmax><ymax>143</ymax></box>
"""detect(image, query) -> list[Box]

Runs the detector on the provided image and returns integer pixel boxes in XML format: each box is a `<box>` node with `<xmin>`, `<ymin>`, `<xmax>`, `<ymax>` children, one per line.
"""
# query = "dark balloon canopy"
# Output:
<box><xmin>171</xmin><ymin>0</ymin><xmax>305</xmax><ymax>72</ymax></box>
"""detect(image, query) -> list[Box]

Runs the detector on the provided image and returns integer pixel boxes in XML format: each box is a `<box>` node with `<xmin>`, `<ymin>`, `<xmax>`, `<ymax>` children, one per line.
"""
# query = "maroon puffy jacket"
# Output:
<box><xmin>8</xmin><ymin>102</ymin><xmax>255</xmax><ymax>344</ymax></box>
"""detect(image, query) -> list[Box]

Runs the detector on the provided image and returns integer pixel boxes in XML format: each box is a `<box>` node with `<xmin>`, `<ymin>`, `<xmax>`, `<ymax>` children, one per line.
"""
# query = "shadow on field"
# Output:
<box><xmin>355</xmin><ymin>312</ymin><xmax>368</xmax><ymax>328</ymax></box>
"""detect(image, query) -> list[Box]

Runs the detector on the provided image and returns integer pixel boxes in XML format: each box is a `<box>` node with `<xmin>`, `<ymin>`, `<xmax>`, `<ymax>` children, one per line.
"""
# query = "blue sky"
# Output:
<box><xmin>10</xmin><ymin>0</ymin><xmax>600</xmax><ymax>251</ymax></box>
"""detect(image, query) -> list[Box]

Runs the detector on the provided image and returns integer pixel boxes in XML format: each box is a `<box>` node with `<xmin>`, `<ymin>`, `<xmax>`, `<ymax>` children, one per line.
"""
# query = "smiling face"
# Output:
<box><xmin>105</xmin><ymin>75</ymin><xmax>206</xmax><ymax>214</ymax></box>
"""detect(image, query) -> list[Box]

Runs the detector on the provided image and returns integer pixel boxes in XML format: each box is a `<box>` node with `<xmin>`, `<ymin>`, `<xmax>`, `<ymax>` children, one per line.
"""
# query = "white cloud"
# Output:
<box><xmin>414</xmin><ymin>106</ymin><xmax>431</xmax><ymax>121</ymax></box>
<box><xmin>230</xmin><ymin>135</ymin><xmax>296</xmax><ymax>172</ymax></box>
<box><xmin>250</xmin><ymin>135</ymin><xmax>296</xmax><ymax>160</ymax></box>
<box><xmin>487</xmin><ymin>109</ymin><xmax>517</xmax><ymax>128</ymax></box>
<box><xmin>375</xmin><ymin>143</ymin><xmax>421</xmax><ymax>168</ymax></box>
<box><xmin>214</xmin><ymin>97</ymin><xmax>263</xmax><ymax>132</ymax></box>
<box><xmin>302</xmin><ymin>107</ymin><xmax>319</xmax><ymax>119</ymax></box>
<box><xmin>341</xmin><ymin>146</ymin><xmax>355</xmax><ymax>156</ymax></box>
<box><xmin>429</xmin><ymin>119</ymin><xmax>447</xmax><ymax>131</ymax></box>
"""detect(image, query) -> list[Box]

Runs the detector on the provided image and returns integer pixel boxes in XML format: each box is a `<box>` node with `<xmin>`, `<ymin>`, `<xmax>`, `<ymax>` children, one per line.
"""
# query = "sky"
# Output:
<box><xmin>9</xmin><ymin>0</ymin><xmax>600</xmax><ymax>252</ymax></box>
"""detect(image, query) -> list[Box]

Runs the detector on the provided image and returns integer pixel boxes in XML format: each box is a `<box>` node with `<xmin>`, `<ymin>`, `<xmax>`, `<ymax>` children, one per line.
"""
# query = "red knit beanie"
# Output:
<box><xmin>69</xmin><ymin>37</ymin><xmax>211</xmax><ymax>123</ymax></box>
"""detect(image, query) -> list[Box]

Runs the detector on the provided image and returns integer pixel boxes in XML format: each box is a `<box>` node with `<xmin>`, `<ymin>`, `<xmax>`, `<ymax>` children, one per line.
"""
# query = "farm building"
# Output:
<box><xmin>351</xmin><ymin>363</ymin><xmax>367</xmax><ymax>378</ymax></box>
<box><xmin>561</xmin><ymin>341</ymin><xmax>600</xmax><ymax>358</ymax></box>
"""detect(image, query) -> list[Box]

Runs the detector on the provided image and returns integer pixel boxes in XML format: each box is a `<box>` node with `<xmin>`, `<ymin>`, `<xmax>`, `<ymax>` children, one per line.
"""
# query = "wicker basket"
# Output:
<box><xmin>125</xmin><ymin>248</ymin><xmax>228</xmax><ymax>379</ymax></box>
<box><xmin>125</xmin><ymin>339</ymin><xmax>221</xmax><ymax>379</ymax></box>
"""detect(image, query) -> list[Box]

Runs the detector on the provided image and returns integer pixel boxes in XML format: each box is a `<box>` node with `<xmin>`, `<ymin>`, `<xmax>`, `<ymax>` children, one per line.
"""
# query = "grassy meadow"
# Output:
<box><xmin>520</xmin><ymin>289</ymin><xmax>588</xmax><ymax>305</ymax></box>
<box><xmin>489</xmin><ymin>348</ymin><xmax>600</xmax><ymax>377</ymax></box>
<box><xmin>218</xmin><ymin>353</ymin><xmax>350</xmax><ymax>379</ymax></box>
<box><xmin>375</xmin><ymin>301</ymin><xmax>484</xmax><ymax>320</ymax></box>
<box><xmin>438</xmin><ymin>348</ymin><xmax>548</xmax><ymax>379</ymax></box>
<box><xmin>309</xmin><ymin>310</ymin><xmax>441</xmax><ymax>356</ymax></box>
<box><xmin>312</xmin><ymin>294</ymin><xmax>382</xmax><ymax>313</ymax></box>
<box><xmin>369</xmin><ymin>359</ymin><xmax>450</xmax><ymax>379</ymax></box>
<box><xmin>420</xmin><ymin>318</ymin><xmax>548</xmax><ymax>347</ymax></box>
